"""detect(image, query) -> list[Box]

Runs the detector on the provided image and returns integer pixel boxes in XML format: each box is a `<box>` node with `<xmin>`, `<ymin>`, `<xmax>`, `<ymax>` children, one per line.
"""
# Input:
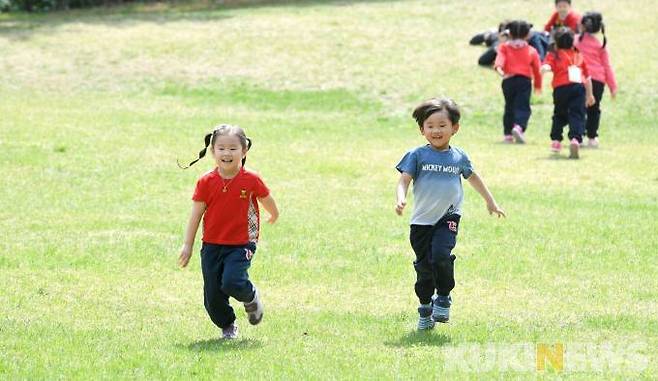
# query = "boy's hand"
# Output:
<box><xmin>178</xmin><ymin>244</ymin><xmax>193</xmax><ymax>268</ymax></box>
<box><xmin>395</xmin><ymin>199</ymin><xmax>406</xmax><ymax>215</ymax></box>
<box><xmin>487</xmin><ymin>202</ymin><xmax>506</xmax><ymax>218</ymax></box>
<box><xmin>267</xmin><ymin>214</ymin><xmax>278</xmax><ymax>224</ymax></box>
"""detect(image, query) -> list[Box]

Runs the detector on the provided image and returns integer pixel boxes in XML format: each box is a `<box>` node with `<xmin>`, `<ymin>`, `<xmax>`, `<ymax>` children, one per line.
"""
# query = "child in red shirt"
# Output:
<box><xmin>494</xmin><ymin>20</ymin><xmax>542</xmax><ymax>144</ymax></box>
<box><xmin>575</xmin><ymin>12</ymin><xmax>617</xmax><ymax>147</ymax></box>
<box><xmin>178</xmin><ymin>124</ymin><xmax>280</xmax><ymax>339</ymax></box>
<box><xmin>544</xmin><ymin>0</ymin><xmax>581</xmax><ymax>33</ymax></box>
<box><xmin>542</xmin><ymin>27</ymin><xmax>595</xmax><ymax>159</ymax></box>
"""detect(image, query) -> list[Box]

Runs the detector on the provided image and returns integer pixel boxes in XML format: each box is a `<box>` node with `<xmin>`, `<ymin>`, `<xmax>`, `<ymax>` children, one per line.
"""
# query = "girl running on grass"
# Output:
<box><xmin>178</xmin><ymin>124</ymin><xmax>279</xmax><ymax>339</ymax></box>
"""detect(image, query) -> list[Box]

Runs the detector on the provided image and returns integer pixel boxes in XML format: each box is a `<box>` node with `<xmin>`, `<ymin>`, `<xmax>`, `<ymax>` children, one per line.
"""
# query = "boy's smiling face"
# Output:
<box><xmin>420</xmin><ymin>110</ymin><xmax>460</xmax><ymax>151</ymax></box>
<box><xmin>556</xmin><ymin>1</ymin><xmax>571</xmax><ymax>19</ymax></box>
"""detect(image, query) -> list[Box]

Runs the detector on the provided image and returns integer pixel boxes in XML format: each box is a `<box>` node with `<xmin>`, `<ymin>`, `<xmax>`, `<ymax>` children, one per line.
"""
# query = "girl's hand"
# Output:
<box><xmin>487</xmin><ymin>202</ymin><xmax>506</xmax><ymax>218</ymax></box>
<box><xmin>610</xmin><ymin>91</ymin><xmax>617</xmax><ymax>100</ymax></box>
<box><xmin>395</xmin><ymin>199</ymin><xmax>406</xmax><ymax>215</ymax></box>
<box><xmin>178</xmin><ymin>244</ymin><xmax>193</xmax><ymax>268</ymax></box>
<box><xmin>586</xmin><ymin>95</ymin><xmax>596</xmax><ymax>107</ymax></box>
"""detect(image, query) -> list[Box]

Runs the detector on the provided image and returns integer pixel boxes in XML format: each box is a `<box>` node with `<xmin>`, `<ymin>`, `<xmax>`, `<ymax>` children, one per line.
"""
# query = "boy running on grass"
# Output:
<box><xmin>395</xmin><ymin>97</ymin><xmax>505</xmax><ymax>330</ymax></box>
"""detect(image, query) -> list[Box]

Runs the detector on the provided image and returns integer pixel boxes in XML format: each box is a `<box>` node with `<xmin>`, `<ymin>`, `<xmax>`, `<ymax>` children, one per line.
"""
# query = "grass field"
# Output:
<box><xmin>1</xmin><ymin>0</ymin><xmax>657</xmax><ymax>379</ymax></box>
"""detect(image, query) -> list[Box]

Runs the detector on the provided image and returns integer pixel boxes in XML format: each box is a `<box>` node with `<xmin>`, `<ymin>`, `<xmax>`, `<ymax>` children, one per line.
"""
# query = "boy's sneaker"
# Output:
<box><xmin>550</xmin><ymin>140</ymin><xmax>561</xmax><ymax>153</ymax></box>
<box><xmin>432</xmin><ymin>295</ymin><xmax>452</xmax><ymax>323</ymax></box>
<box><xmin>222</xmin><ymin>324</ymin><xmax>238</xmax><ymax>339</ymax></box>
<box><xmin>243</xmin><ymin>288</ymin><xmax>264</xmax><ymax>325</ymax></box>
<box><xmin>587</xmin><ymin>137</ymin><xmax>599</xmax><ymax>148</ymax></box>
<box><xmin>511</xmin><ymin>125</ymin><xmax>526</xmax><ymax>144</ymax></box>
<box><xmin>417</xmin><ymin>304</ymin><xmax>435</xmax><ymax>330</ymax></box>
<box><xmin>569</xmin><ymin>138</ymin><xmax>580</xmax><ymax>159</ymax></box>
<box><xmin>503</xmin><ymin>135</ymin><xmax>514</xmax><ymax>144</ymax></box>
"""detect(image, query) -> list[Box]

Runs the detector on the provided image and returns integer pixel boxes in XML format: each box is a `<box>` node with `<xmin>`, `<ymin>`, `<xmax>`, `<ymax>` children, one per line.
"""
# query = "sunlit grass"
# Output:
<box><xmin>1</xmin><ymin>0</ymin><xmax>657</xmax><ymax>379</ymax></box>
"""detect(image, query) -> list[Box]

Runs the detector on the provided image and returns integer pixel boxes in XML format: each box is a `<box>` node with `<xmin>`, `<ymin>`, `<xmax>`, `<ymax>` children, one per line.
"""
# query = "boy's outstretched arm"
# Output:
<box><xmin>258</xmin><ymin>195</ymin><xmax>279</xmax><ymax>224</ymax></box>
<box><xmin>179</xmin><ymin>201</ymin><xmax>207</xmax><ymax>268</ymax></box>
<box><xmin>467</xmin><ymin>173</ymin><xmax>506</xmax><ymax>218</ymax></box>
<box><xmin>396</xmin><ymin>173</ymin><xmax>412</xmax><ymax>216</ymax></box>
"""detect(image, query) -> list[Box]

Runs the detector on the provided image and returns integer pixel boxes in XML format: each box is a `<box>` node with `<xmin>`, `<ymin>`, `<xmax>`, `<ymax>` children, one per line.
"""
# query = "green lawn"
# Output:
<box><xmin>1</xmin><ymin>0</ymin><xmax>656</xmax><ymax>379</ymax></box>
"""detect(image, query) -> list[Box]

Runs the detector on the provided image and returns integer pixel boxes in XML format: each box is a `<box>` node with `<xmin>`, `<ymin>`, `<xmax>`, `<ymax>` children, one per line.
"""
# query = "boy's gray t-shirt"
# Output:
<box><xmin>396</xmin><ymin>145</ymin><xmax>474</xmax><ymax>225</ymax></box>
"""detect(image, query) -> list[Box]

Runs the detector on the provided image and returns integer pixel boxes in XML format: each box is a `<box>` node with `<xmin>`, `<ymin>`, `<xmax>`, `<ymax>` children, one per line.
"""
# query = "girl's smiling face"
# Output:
<box><xmin>212</xmin><ymin>134</ymin><xmax>247</xmax><ymax>175</ymax></box>
<box><xmin>420</xmin><ymin>110</ymin><xmax>460</xmax><ymax>151</ymax></box>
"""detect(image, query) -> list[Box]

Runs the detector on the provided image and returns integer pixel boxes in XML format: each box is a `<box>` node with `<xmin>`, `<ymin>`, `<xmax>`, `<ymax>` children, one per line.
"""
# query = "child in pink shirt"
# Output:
<box><xmin>574</xmin><ymin>12</ymin><xmax>617</xmax><ymax>147</ymax></box>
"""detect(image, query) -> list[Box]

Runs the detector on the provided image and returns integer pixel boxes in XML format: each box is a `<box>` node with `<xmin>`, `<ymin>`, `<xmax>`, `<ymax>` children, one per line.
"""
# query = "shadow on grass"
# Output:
<box><xmin>537</xmin><ymin>153</ymin><xmax>580</xmax><ymax>161</ymax></box>
<box><xmin>179</xmin><ymin>337</ymin><xmax>263</xmax><ymax>352</ymax></box>
<box><xmin>384</xmin><ymin>330</ymin><xmax>452</xmax><ymax>348</ymax></box>
<box><xmin>0</xmin><ymin>0</ymin><xmax>400</xmax><ymax>39</ymax></box>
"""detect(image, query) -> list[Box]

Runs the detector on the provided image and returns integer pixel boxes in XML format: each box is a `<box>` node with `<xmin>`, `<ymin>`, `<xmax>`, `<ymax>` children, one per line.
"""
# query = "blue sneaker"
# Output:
<box><xmin>432</xmin><ymin>295</ymin><xmax>452</xmax><ymax>323</ymax></box>
<box><xmin>417</xmin><ymin>304</ymin><xmax>435</xmax><ymax>330</ymax></box>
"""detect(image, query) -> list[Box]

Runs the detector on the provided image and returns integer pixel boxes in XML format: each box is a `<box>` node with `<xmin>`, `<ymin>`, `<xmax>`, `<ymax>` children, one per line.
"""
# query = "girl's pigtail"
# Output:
<box><xmin>177</xmin><ymin>132</ymin><xmax>213</xmax><ymax>169</ymax></box>
<box><xmin>601</xmin><ymin>23</ymin><xmax>607</xmax><ymax>48</ymax></box>
<box><xmin>242</xmin><ymin>137</ymin><xmax>253</xmax><ymax>166</ymax></box>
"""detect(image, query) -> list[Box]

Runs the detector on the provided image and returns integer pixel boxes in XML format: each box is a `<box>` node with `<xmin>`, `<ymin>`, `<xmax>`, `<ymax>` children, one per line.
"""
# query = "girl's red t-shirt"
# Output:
<box><xmin>544</xmin><ymin>49</ymin><xmax>590</xmax><ymax>89</ymax></box>
<box><xmin>192</xmin><ymin>167</ymin><xmax>270</xmax><ymax>245</ymax></box>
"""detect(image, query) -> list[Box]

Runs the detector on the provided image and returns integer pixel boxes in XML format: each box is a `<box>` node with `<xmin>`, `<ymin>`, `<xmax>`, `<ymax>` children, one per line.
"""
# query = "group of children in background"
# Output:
<box><xmin>176</xmin><ymin>0</ymin><xmax>620</xmax><ymax>340</ymax></box>
<box><xmin>489</xmin><ymin>0</ymin><xmax>617</xmax><ymax>159</ymax></box>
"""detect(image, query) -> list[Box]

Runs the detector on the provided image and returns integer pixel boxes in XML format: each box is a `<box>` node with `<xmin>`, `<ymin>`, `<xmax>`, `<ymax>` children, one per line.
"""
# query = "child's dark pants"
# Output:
<box><xmin>585</xmin><ymin>80</ymin><xmax>605</xmax><ymax>139</ymax></box>
<box><xmin>200</xmin><ymin>242</ymin><xmax>256</xmax><ymax>329</ymax></box>
<box><xmin>502</xmin><ymin>75</ymin><xmax>532</xmax><ymax>135</ymax></box>
<box><xmin>551</xmin><ymin>83</ymin><xmax>586</xmax><ymax>142</ymax></box>
<box><xmin>410</xmin><ymin>215</ymin><xmax>460</xmax><ymax>305</ymax></box>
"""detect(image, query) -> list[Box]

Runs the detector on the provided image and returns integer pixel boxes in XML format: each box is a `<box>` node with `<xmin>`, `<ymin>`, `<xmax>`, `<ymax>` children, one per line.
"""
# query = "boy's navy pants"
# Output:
<box><xmin>410</xmin><ymin>214</ymin><xmax>460</xmax><ymax>305</ymax></box>
<box><xmin>200</xmin><ymin>242</ymin><xmax>256</xmax><ymax>329</ymax></box>
<box><xmin>551</xmin><ymin>83</ymin><xmax>586</xmax><ymax>142</ymax></box>
<box><xmin>502</xmin><ymin>75</ymin><xmax>532</xmax><ymax>135</ymax></box>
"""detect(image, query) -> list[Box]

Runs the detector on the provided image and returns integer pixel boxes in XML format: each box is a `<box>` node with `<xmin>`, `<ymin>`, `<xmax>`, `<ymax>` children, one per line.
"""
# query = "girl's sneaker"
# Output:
<box><xmin>503</xmin><ymin>135</ymin><xmax>514</xmax><ymax>144</ymax></box>
<box><xmin>417</xmin><ymin>304</ymin><xmax>435</xmax><ymax>330</ymax></box>
<box><xmin>244</xmin><ymin>288</ymin><xmax>264</xmax><ymax>325</ymax></box>
<box><xmin>551</xmin><ymin>140</ymin><xmax>561</xmax><ymax>152</ymax></box>
<box><xmin>222</xmin><ymin>324</ymin><xmax>238</xmax><ymax>339</ymax></box>
<box><xmin>511</xmin><ymin>125</ymin><xmax>526</xmax><ymax>144</ymax></box>
<box><xmin>587</xmin><ymin>137</ymin><xmax>599</xmax><ymax>148</ymax></box>
<box><xmin>432</xmin><ymin>295</ymin><xmax>452</xmax><ymax>323</ymax></box>
<box><xmin>569</xmin><ymin>138</ymin><xmax>580</xmax><ymax>159</ymax></box>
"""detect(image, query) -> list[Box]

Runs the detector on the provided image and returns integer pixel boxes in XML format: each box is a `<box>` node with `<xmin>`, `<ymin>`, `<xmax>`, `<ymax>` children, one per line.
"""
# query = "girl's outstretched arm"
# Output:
<box><xmin>258</xmin><ymin>195</ymin><xmax>279</xmax><ymax>224</ymax></box>
<box><xmin>467</xmin><ymin>173</ymin><xmax>506</xmax><ymax>218</ymax></box>
<box><xmin>179</xmin><ymin>201</ymin><xmax>206</xmax><ymax>268</ymax></box>
<box><xmin>396</xmin><ymin>172</ymin><xmax>412</xmax><ymax>216</ymax></box>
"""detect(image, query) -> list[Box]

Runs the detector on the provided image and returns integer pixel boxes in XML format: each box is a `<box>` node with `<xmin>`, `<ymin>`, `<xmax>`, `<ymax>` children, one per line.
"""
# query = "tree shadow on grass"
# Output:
<box><xmin>0</xmin><ymin>0</ymin><xmax>400</xmax><ymax>39</ymax></box>
<box><xmin>179</xmin><ymin>337</ymin><xmax>263</xmax><ymax>352</ymax></box>
<box><xmin>384</xmin><ymin>330</ymin><xmax>452</xmax><ymax>348</ymax></box>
